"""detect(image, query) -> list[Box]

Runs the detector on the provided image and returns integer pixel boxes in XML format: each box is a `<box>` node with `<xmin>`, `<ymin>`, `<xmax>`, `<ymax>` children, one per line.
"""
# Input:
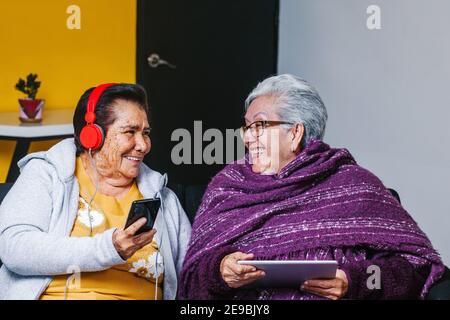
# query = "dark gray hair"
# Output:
<box><xmin>73</xmin><ymin>83</ymin><xmax>149</xmax><ymax>155</ymax></box>
<box><xmin>245</xmin><ymin>74</ymin><xmax>328</xmax><ymax>149</ymax></box>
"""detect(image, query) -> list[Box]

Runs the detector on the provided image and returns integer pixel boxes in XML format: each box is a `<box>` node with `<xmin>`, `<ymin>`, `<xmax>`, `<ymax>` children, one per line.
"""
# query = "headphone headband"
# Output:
<box><xmin>85</xmin><ymin>83</ymin><xmax>116</xmax><ymax>124</ymax></box>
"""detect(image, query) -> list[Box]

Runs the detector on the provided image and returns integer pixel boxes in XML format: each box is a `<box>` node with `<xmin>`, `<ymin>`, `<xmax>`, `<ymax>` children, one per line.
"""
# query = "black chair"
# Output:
<box><xmin>427</xmin><ymin>267</ymin><xmax>450</xmax><ymax>300</ymax></box>
<box><xmin>387</xmin><ymin>188</ymin><xmax>401</xmax><ymax>204</ymax></box>
<box><xmin>0</xmin><ymin>183</ymin><xmax>13</xmax><ymax>205</ymax></box>
<box><xmin>168</xmin><ymin>183</ymin><xmax>207</xmax><ymax>224</ymax></box>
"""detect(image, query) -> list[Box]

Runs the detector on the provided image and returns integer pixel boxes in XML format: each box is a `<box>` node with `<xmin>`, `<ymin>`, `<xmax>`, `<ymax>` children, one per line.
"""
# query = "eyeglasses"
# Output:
<box><xmin>240</xmin><ymin>120</ymin><xmax>294</xmax><ymax>139</ymax></box>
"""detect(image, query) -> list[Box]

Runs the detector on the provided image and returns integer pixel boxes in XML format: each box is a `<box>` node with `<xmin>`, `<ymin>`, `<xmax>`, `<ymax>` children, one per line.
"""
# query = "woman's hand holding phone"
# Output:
<box><xmin>112</xmin><ymin>217</ymin><xmax>156</xmax><ymax>260</ymax></box>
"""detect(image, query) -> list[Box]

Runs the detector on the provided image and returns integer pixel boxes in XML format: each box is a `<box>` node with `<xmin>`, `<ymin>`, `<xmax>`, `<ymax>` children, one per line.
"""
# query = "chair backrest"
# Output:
<box><xmin>167</xmin><ymin>183</ymin><xmax>207</xmax><ymax>224</ymax></box>
<box><xmin>427</xmin><ymin>266</ymin><xmax>450</xmax><ymax>300</ymax></box>
<box><xmin>387</xmin><ymin>188</ymin><xmax>401</xmax><ymax>204</ymax></box>
<box><xmin>0</xmin><ymin>183</ymin><xmax>13</xmax><ymax>205</ymax></box>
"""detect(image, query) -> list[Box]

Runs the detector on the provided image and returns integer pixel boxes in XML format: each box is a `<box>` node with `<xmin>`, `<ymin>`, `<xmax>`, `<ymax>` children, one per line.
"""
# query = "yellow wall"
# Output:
<box><xmin>0</xmin><ymin>0</ymin><xmax>136</xmax><ymax>182</ymax></box>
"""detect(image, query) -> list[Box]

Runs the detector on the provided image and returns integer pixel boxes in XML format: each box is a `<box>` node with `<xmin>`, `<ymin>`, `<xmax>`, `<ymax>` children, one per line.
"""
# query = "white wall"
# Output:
<box><xmin>278</xmin><ymin>0</ymin><xmax>450</xmax><ymax>265</ymax></box>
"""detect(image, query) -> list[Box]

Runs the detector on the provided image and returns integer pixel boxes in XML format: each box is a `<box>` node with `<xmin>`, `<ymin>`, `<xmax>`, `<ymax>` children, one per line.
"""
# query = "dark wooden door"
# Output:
<box><xmin>137</xmin><ymin>0</ymin><xmax>278</xmax><ymax>185</ymax></box>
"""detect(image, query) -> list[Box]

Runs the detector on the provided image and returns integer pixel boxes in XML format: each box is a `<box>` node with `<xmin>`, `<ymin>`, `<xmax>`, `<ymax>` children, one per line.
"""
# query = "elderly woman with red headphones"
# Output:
<box><xmin>0</xmin><ymin>83</ymin><xmax>191</xmax><ymax>300</ymax></box>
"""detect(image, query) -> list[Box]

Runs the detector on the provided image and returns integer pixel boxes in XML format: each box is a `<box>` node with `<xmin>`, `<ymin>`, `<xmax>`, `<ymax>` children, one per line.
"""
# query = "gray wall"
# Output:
<box><xmin>278</xmin><ymin>0</ymin><xmax>450</xmax><ymax>265</ymax></box>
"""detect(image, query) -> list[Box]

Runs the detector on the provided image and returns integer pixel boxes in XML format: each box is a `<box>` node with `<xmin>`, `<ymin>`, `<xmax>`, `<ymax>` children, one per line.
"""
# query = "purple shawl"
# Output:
<box><xmin>179</xmin><ymin>140</ymin><xmax>444</xmax><ymax>299</ymax></box>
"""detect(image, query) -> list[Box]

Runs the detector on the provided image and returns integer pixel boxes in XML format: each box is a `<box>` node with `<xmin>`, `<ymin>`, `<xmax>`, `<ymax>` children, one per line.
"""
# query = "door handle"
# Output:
<box><xmin>147</xmin><ymin>53</ymin><xmax>176</xmax><ymax>69</ymax></box>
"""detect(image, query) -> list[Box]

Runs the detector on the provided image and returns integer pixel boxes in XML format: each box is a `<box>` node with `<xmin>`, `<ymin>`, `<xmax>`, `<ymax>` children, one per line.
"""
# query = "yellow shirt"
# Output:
<box><xmin>40</xmin><ymin>157</ymin><xmax>164</xmax><ymax>300</ymax></box>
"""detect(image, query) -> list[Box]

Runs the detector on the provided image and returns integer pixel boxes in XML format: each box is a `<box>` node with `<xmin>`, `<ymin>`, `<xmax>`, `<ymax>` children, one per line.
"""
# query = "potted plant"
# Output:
<box><xmin>15</xmin><ymin>73</ymin><xmax>44</xmax><ymax>123</ymax></box>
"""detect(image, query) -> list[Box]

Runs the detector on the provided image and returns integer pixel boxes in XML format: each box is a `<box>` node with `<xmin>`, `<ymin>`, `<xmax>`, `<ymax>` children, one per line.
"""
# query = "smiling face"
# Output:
<box><xmin>93</xmin><ymin>99</ymin><xmax>151</xmax><ymax>184</ymax></box>
<box><xmin>243</xmin><ymin>95</ymin><xmax>304</xmax><ymax>175</ymax></box>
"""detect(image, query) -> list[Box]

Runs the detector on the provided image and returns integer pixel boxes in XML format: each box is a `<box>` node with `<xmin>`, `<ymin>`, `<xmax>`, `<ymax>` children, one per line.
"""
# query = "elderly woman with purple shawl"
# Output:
<box><xmin>179</xmin><ymin>74</ymin><xmax>444</xmax><ymax>300</ymax></box>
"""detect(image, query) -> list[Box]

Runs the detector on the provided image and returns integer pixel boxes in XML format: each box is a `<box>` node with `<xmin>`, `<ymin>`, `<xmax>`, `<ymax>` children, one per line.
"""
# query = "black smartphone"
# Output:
<box><xmin>124</xmin><ymin>198</ymin><xmax>161</xmax><ymax>235</ymax></box>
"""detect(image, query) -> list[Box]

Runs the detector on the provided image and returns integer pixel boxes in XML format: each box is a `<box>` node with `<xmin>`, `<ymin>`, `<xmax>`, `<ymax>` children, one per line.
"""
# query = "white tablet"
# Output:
<box><xmin>237</xmin><ymin>260</ymin><xmax>338</xmax><ymax>288</ymax></box>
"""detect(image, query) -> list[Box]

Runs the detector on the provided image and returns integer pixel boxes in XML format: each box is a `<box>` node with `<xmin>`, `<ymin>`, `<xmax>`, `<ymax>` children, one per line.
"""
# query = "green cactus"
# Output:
<box><xmin>15</xmin><ymin>73</ymin><xmax>41</xmax><ymax>100</ymax></box>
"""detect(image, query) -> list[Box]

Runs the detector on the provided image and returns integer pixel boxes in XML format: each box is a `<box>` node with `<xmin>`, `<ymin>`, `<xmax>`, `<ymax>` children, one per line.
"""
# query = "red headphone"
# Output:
<box><xmin>79</xmin><ymin>83</ymin><xmax>117</xmax><ymax>150</ymax></box>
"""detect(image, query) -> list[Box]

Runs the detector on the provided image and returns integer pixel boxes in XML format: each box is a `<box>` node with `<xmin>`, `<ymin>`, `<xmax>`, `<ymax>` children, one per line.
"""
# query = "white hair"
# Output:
<box><xmin>245</xmin><ymin>74</ymin><xmax>328</xmax><ymax>149</ymax></box>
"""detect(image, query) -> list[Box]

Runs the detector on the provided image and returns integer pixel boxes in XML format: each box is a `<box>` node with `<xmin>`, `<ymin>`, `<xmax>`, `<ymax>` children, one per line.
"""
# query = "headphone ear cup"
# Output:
<box><xmin>94</xmin><ymin>124</ymin><xmax>105</xmax><ymax>148</ymax></box>
<box><xmin>80</xmin><ymin>124</ymin><xmax>104</xmax><ymax>150</ymax></box>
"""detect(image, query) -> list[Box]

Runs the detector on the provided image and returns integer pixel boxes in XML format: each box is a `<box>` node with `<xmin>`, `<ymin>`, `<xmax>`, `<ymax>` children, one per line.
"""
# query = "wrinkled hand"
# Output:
<box><xmin>220</xmin><ymin>252</ymin><xmax>266</xmax><ymax>289</ymax></box>
<box><xmin>301</xmin><ymin>269</ymin><xmax>348</xmax><ymax>300</ymax></box>
<box><xmin>112</xmin><ymin>217</ymin><xmax>156</xmax><ymax>260</ymax></box>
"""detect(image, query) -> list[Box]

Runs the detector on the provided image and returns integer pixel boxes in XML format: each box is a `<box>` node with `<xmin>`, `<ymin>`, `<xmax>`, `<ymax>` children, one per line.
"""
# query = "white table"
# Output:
<box><xmin>0</xmin><ymin>109</ymin><xmax>74</xmax><ymax>182</ymax></box>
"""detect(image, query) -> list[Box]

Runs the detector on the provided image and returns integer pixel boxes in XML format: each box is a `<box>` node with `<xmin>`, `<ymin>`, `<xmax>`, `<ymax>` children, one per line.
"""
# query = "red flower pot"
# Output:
<box><xmin>18</xmin><ymin>98</ymin><xmax>45</xmax><ymax>123</ymax></box>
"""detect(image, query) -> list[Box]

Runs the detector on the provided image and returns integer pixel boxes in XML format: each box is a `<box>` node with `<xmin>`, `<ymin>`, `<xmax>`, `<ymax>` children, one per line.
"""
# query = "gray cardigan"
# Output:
<box><xmin>0</xmin><ymin>139</ymin><xmax>192</xmax><ymax>300</ymax></box>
